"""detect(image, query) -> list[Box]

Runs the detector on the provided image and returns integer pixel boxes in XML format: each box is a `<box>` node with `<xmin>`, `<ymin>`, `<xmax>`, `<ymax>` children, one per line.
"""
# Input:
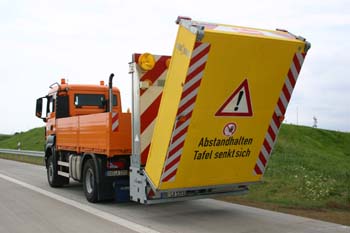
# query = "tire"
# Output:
<box><xmin>47</xmin><ymin>155</ymin><xmax>68</xmax><ymax>187</ymax></box>
<box><xmin>83</xmin><ymin>159</ymin><xmax>99</xmax><ymax>203</ymax></box>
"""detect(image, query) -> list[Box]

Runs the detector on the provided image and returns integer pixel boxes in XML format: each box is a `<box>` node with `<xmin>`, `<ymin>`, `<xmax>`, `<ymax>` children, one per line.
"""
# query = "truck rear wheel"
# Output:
<box><xmin>47</xmin><ymin>155</ymin><xmax>68</xmax><ymax>187</ymax></box>
<box><xmin>83</xmin><ymin>159</ymin><xmax>98</xmax><ymax>203</ymax></box>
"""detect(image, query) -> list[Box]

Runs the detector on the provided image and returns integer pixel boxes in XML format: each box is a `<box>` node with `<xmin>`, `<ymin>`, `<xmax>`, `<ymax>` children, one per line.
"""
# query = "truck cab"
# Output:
<box><xmin>36</xmin><ymin>76</ymin><xmax>132</xmax><ymax>202</ymax></box>
<box><xmin>36</xmin><ymin>79</ymin><xmax>122</xmax><ymax>129</ymax></box>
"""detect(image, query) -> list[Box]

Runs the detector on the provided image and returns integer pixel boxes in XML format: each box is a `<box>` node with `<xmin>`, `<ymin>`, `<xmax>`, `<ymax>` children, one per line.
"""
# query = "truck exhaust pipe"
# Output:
<box><xmin>109</xmin><ymin>73</ymin><xmax>114</xmax><ymax>112</ymax></box>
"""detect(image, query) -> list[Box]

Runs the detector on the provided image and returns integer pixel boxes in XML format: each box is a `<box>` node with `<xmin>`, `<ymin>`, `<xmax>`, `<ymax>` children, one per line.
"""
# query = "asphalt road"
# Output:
<box><xmin>0</xmin><ymin>158</ymin><xmax>348</xmax><ymax>233</ymax></box>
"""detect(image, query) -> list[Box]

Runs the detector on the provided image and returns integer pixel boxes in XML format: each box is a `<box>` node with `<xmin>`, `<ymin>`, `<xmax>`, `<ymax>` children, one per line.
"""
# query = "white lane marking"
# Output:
<box><xmin>0</xmin><ymin>173</ymin><xmax>160</xmax><ymax>233</ymax></box>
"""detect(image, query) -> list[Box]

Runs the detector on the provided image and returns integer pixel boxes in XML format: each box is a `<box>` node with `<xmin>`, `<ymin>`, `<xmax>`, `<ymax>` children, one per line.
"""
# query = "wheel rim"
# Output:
<box><xmin>85</xmin><ymin>168</ymin><xmax>94</xmax><ymax>194</ymax></box>
<box><xmin>48</xmin><ymin>161</ymin><xmax>54</xmax><ymax>183</ymax></box>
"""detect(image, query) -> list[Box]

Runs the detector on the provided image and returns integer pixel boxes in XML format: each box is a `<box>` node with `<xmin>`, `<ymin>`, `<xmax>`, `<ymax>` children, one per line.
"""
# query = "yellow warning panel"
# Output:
<box><xmin>146</xmin><ymin>20</ymin><xmax>307</xmax><ymax>190</ymax></box>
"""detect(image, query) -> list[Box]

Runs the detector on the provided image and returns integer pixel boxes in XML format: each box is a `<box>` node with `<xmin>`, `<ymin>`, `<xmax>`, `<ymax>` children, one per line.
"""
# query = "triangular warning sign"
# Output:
<box><xmin>215</xmin><ymin>79</ymin><xmax>253</xmax><ymax>117</ymax></box>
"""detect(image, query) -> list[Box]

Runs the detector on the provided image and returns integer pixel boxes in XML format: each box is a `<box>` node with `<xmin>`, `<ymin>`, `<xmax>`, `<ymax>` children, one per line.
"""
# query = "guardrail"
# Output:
<box><xmin>0</xmin><ymin>149</ymin><xmax>44</xmax><ymax>157</ymax></box>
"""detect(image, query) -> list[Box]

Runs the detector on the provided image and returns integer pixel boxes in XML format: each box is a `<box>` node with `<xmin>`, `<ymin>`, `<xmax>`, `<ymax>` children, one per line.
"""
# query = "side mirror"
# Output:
<box><xmin>35</xmin><ymin>97</ymin><xmax>47</xmax><ymax>122</ymax></box>
<box><xmin>35</xmin><ymin>98</ymin><xmax>42</xmax><ymax>117</ymax></box>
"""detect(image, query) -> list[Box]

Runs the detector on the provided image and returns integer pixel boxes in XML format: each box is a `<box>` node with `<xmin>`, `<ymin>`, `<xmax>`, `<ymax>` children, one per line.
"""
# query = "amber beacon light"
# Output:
<box><xmin>138</xmin><ymin>53</ymin><xmax>156</xmax><ymax>71</ymax></box>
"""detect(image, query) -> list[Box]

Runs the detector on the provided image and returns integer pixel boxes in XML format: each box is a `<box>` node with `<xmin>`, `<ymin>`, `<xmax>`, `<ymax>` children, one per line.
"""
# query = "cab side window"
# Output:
<box><xmin>74</xmin><ymin>94</ymin><xmax>105</xmax><ymax>108</ymax></box>
<box><xmin>56</xmin><ymin>95</ymin><xmax>69</xmax><ymax>118</ymax></box>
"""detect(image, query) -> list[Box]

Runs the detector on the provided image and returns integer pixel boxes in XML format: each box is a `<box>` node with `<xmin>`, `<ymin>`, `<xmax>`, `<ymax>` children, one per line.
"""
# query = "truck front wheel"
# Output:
<box><xmin>47</xmin><ymin>155</ymin><xmax>66</xmax><ymax>187</ymax></box>
<box><xmin>83</xmin><ymin>159</ymin><xmax>98</xmax><ymax>203</ymax></box>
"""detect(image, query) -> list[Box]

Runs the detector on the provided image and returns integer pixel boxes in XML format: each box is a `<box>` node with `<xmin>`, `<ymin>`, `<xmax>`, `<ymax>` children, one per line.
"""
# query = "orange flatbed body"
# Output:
<box><xmin>56</xmin><ymin>112</ymin><xmax>131</xmax><ymax>157</ymax></box>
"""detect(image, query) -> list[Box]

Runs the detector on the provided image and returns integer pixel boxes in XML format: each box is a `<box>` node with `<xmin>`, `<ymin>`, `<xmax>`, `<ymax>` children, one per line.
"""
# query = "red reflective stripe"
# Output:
<box><xmin>168</xmin><ymin>141</ymin><xmax>185</xmax><ymax>158</ymax></box>
<box><xmin>180</xmin><ymin>78</ymin><xmax>202</xmax><ymax>101</ymax></box>
<box><xmin>184</xmin><ymin>62</ymin><xmax>206</xmax><ymax>83</ymax></box>
<box><xmin>272</xmin><ymin>112</ymin><xmax>281</xmax><ymax>128</ymax></box>
<box><xmin>177</xmin><ymin>95</ymin><xmax>196</xmax><ymax>116</ymax></box>
<box><xmin>164</xmin><ymin>156</ymin><xmax>181</xmax><ymax>173</ymax></box>
<box><xmin>140</xmin><ymin>94</ymin><xmax>162</xmax><ymax>133</ymax></box>
<box><xmin>277</xmin><ymin>99</ymin><xmax>286</xmax><ymax>115</ymax></box>
<box><xmin>172</xmin><ymin>126</ymin><xmax>189</xmax><ymax>143</ymax></box>
<box><xmin>162</xmin><ymin>169</ymin><xmax>177</xmax><ymax>182</ymax></box>
<box><xmin>254</xmin><ymin>164</ymin><xmax>262</xmax><ymax>175</ymax></box>
<box><xmin>268</xmin><ymin>126</ymin><xmax>276</xmax><ymax>141</ymax></box>
<box><xmin>112</xmin><ymin>113</ymin><xmax>119</xmax><ymax>131</ymax></box>
<box><xmin>140</xmin><ymin>56</ymin><xmax>169</xmax><ymax>96</ymax></box>
<box><xmin>141</xmin><ymin>144</ymin><xmax>150</xmax><ymax>165</ymax></box>
<box><xmin>194</xmin><ymin>42</ymin><xmax>202</xmax><ymax>49</ymax></box>
<box><xmin>174</xmin><ymin>111</ymin><xmax>193</xmax><ymax>129</ymax></box>
<box><xmin>189</xmin><ymin>45</ymin><xmax>210</xmax><ymax>66</ymax></box>
<box><xmin>287</xmin><ymin>70</ymin><xmax>296</xmax><ymax>88</ymax></box>
<box><xmin>140</xmin><ymin>56</ymin><xmax>168</xmax><ymax>82</ymax></box>
<box><xmin>147</xmin><ymin>189</ymin><xmax>155</xmax><ymax>198</ymax></box>
<box><xmin>293</xmin><ymin>54</ymin><xmax>301</xmax><ymax>73</ymax></box>
<box><xmin>282</xmin><ymin>84</ymin><xmax>291</xmax><ymax>102</ymax></box>
<box><xmin>112</xmin><ymin>113</ymin><xmax>118</xmax><ymax>122</ymax></box>
<box><xmin>134</xmin><ymin>54</ymin><xmax>141</xmax><ymax>62</ymax></box>
<box><xmin>263</xmin><ymin>139</ymin><xmax>272</xmax><ymax>154</ymax></box>
<box><xmin>259</xmin><ymin>152</ymin><xmax>267</xmax><ymax>166</ymax></box>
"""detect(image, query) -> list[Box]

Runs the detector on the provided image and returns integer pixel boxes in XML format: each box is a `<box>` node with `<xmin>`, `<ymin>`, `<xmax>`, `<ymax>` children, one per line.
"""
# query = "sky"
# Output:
<box><xmin>0</xmin><ymin>0</ymin><xmax>349</xmax><ymax>134</ymax></box>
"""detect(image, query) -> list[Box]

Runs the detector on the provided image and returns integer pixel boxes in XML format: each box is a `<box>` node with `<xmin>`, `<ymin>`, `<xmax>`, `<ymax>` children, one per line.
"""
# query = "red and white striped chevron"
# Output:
<box><xmin>161</xmin><ymin>42</ymin><xmax>211</xmax><ymax>182</ymax></box>
<box><xmin>253</xmin><ymin>52</ymin><xmax>307</xmax><ymax>175</ymax></box>
<box><xmin>112</xmin><ymin>112</ymin><xmax>119</xmax><ymax>132</ymax></box>
<box><xmin>137</xmin><ymin>55</ymin><xmax>170</xmax><ymax>165</ymax></box>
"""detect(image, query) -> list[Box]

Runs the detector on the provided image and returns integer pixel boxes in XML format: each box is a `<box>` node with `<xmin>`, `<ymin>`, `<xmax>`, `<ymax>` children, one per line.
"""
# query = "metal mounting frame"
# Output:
<box><xmin>178</xmin><ymin>18</ymin><xmax>205</xmax><ymax>41</ymax></box>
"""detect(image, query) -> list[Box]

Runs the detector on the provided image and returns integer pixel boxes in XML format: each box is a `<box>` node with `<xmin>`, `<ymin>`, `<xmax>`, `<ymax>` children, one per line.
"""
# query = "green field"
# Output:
<box><xmin>0</xmin><ymin>124</ymin><xmax>349</xmax><ymax>224</ymax></box>
<box><xmin>0</xmin><ymin>127</ymin><xmax>45</xmax><ymax>151</ymax></box>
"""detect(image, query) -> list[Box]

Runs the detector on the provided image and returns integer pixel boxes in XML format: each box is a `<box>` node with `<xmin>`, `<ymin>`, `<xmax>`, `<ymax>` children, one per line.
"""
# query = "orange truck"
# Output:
<box><xmin>35</xmin><ymin>17</ymin><xmax>310</xmax><ymax>203</ymax></box>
